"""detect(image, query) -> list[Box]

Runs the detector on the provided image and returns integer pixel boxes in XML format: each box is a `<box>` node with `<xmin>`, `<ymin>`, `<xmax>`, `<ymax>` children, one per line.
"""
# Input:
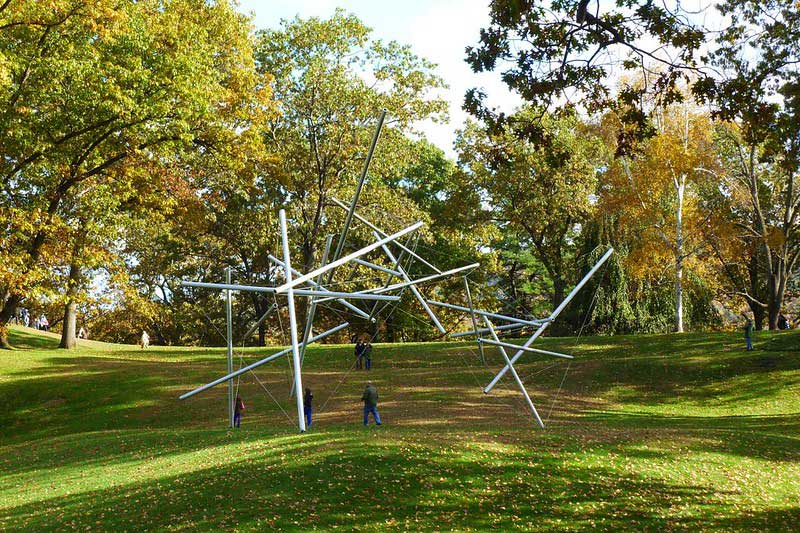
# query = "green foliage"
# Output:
<box><xmin>457</xmin><ymin>107</ymin><xmax>603</xmax><ymax>309</ymax></box>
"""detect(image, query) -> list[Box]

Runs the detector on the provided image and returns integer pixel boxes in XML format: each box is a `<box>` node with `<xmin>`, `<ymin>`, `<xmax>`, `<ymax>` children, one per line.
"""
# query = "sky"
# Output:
<box><xmin>236</xmin><ymin>0</ymin><xmax>521</xmax><ymax>158</ymax></box>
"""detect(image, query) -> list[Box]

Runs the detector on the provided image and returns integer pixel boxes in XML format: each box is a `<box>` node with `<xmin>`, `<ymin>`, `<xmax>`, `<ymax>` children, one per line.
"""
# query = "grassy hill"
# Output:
<box><xmin>1</xmin><ymin>325</ymin><xmax>798</xmax><ymax>530</ymax></box>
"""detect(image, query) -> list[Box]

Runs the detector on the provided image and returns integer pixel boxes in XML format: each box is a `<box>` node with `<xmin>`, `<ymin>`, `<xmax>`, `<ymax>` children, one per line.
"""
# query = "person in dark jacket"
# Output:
<box><xmin>355</xmin><ymin>340</ymin><xmax>365</xmax><ymax>370</ymax></box>
<box><xmin>364</xmin><ymin>341</ymin><xmax>373</xmax><ymax>370</ymax></box>
<box><xmin>234</xmin><ymin>395</ymin><xmax>245</xmax><ymax>428</ymax></box>
<box><xmin>303</xmin><ymin>387</ymin><xmax>313</xmax><ymax>428</ymax></box>
<box><xmin>361</xmin><ymin>381</ymin><xmax>381</xmax><ymax>426</ymax></box>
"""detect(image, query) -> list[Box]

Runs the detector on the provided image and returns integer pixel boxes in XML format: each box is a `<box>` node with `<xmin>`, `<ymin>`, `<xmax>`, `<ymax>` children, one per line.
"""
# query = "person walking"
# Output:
<box><xmin>234</xmin><ymin>395</ymin><xmax>245</xmax><ymax>428</ymax></box>
<box><xmin>361</xmin><ymin>381</ymin><xmax>381</xmax><ymax>426</ymax></box>
<box><xmin>39</xmin><ymin>315</ymin><xmax>49</xmax><ymax>332</ymax></box>
<box><xmin>744</xmin><ymin>319</ymin><xmax>754</xmax><ymax>351</ymax></box>
<box><xmin>140</xmin><ymin>330</ymin><xmax>150</xmax><ymax>349</ymax></box>
<box><xmin>364</xmin><ymin>341</ymin><xmax>373</xmax><ymax>370</ymax></box>
<box><xmin>303</xmin><ymin>387</ymin><xmax>313</xmax><ymax>428</ymax></box>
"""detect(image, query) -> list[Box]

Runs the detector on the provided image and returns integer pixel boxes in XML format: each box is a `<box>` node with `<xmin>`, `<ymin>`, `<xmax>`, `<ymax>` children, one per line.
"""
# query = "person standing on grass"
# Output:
<box><xmin>364</xmin><ymin>341</ymin><xmax>373</xmax><ymax>370</ymax></box>
<box><xmin>304</xmin><ymin>387</ymin><xmax>313</xmax><ymax>428</ymax></box>
<box><xmin>355</xmin><ymin>340</ymin><xmax>365</xmax><ymax>370</ymax></box>
<box><xmin>140</xmin><ymin>330</ymin><xmax>149</xmax><ymax>349</ymax></box>
<box><xmin>361</xmin><ymin>381</ymin><xmax>381</xmax><ymax>426</ymax></box>
<box><xmin>234</xmin><ymin>395</ymin><xmax>245</xmax><ymax>428</ymax></box>
<box><xmin>745</xmin><ymin>318</ymin><xmax>754</xmax><ymax>351</ymax></box>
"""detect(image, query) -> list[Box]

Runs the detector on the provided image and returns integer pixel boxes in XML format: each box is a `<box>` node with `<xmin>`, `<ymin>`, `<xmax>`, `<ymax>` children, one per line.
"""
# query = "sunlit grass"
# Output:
<box><xmin>1</xmin><ymin>325</ymin><xmax>798</xmax><ymax>530</ymax></box>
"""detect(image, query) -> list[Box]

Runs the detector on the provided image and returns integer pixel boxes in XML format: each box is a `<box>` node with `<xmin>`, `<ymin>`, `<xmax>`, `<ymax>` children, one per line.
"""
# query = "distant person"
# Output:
<box><xmin>22</xmin><ymin>309</ymin><xmax>29</xmax><ymax>328</ymax></box>
<box><xmin>778</xmin><ymin>315</ymin><xmax>790</xmax><ymax>330</ymax></box>
<box><xmin>39</xmin><ymin>315</ymin><xmax>49</xmax><ymax>332</ymax></box>
<box><xmin>744</xmin><ymin>318</ymin><xmax>754</xmax><ymax>351</ymax></box>
<box><xmin>361</xmin><ymin>381</ymin><xmax>381</xmax><ymax>426</ymax></box>
<box><xmin>78</xmin><ymin>327</ymin><xmax>86</xmax><ymax>339</ymax></box>
<box><xmin>364</xmin><ymin>341</ymin><xmax>373</xmax><ymax>370</ymax></box>
<box><xmin>234</xmin><ymin>395</ymin><xmax>245</xmax><ymax>428</ymax></box>
<box><xmin>355</xmin><ymin>340</ymin><xmax>365</xmax><ymax>370</ymax></box>
<box><xmin>140</xmin><ymin>330</ymin><xmax>149</xmax><ymax>349</ymax></box>
<box><xmin>33</xmin><ymin>316</ymin><xmax>40</xmax><ymax>330</ymax></box>
<box><xmin>303</xmin><ymin>387</ymin><xmax>313</xmax><ymax>428</ymax></box>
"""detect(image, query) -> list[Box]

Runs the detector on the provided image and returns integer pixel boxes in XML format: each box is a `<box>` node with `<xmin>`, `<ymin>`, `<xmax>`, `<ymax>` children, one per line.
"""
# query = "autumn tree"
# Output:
<box><xmin>457</xmin><ymin>108</ymin><xmax>602</xmax><ymax>310</ymax></box>
<box><xmin>0</xmin><ymin>0</ymin><xmax>272</xmax><ymax>348</ymax></box>
<box><xmin>598</xmin><ymin>104</ymin><xmax>720</xmax><ymax>332</ymax></box>
<box><xmin>255</xmin><ymin>10</ymin><xmax>448</xmax><ymax>273</ymax></box>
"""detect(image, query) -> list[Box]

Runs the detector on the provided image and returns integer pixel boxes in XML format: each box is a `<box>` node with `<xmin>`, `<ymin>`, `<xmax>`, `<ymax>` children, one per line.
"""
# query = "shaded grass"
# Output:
<box><xmin>1</xmin><ymin>325</ymin><xmax>799</xmax><ymax>530</ymax></box>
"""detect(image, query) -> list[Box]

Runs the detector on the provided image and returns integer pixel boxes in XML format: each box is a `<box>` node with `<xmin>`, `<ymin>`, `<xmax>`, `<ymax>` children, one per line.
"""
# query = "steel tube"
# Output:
<box><xmin>352</xmin><ymin>258</ymin><xmax>402</xmax><ymax>277</ymax></box>
<box><xmin>379</xmin><ymin>237</ymin><xmax>446</xmax><ymax>334</ymax></box>
<box><xmin>273</xmin><ymin>221</ymin><xmax>424</xmax><ymax>294</ymax></box>
<box><xmin>266</xmin><ymin>254</ymin><xmax>372</xmax><ymax>319</ymax></box>
<box><xmin>328</xmin><ymin>109</ymin><xmax>386</xmax><ymax>281</ymax></box>
<box><xmin>182</xmin><ymin>280</ymin><xmax>400</xmax><ymax>301</ymax></box>
<box><xmin>226</xmin><ymin>268</ymin><xmax>234</xmax><ymax>428</ymax></box>
<box><xmin>484</xmin><ymin>247</ymin><xmax>614</xmax><ymax>393</ymax></box>
<box><xmin>330</xmin><ymin>197</ymin><xmax>442</xmax><ymax>273</ymax></box>
<box><xmin>280</xmin><ymin>210</ymin><xmax>306</xmax><ymax>433</ymax></box>
<box><xmin>425</xmin><ymin>299</ymin><xmax>546</xmax><ymax>327</ymax></box>
<box><xmin>477</xmin><ymin>338</ymin><xmax>574</xmax><ymax>359</ymax></box>
<box><xmin>179</xmin><ymin>322</ymin><xmax>349</xmax><ymax>400</ymax></box>
<box><xmin>484</xmin><ymin>317</ymin><xmax>544</xmax><ymax>428</ymax></box>
<box><xmin>450</xmin><ymin>323</ymin><xmax>525</xmax><ymax>338</ymax></box>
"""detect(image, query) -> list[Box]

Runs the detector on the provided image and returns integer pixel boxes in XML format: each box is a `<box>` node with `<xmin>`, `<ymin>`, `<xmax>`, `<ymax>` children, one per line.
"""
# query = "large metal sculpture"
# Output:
<box><xmin>179</xmin><ymin>111</ymin><xmax>612</xmax><ymax>432</ymax></box>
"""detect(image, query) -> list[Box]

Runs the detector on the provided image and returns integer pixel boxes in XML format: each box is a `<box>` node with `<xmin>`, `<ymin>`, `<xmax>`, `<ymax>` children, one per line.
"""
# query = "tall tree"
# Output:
<box><xmin>0</xmin><ymin>0</ymin><xmax>272</xmax><ymax>348</ymax></box>
<box><xmin>255</xmin><ymin>10</ymin><xmax>448</xmax><ymax>273</ymax></box>
<box><xmin>598</xmin><ymin>104</ymin><xmax>720</xmax><ymax>332</ymax></box>
<box><xmin>457</xmin><ymin>108</ymin><xmax>602</xmax><ymax>309</ymax></box>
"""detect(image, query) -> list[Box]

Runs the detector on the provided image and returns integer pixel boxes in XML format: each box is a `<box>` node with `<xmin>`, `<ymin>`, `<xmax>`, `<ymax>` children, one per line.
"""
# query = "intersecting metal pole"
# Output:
<box><xmin>327</xmin><ymin>110</ymin><xmax>386</xmax><ymax>285</ymax></box>
<box><xmin>484</xmin><ymin>247</ymin><xmax>614</xmax><ymax>394</ymax></box>
<box><xmin>291</xmin><ymin>234</ymin><xmax>333</xmax><ymax>398</ymax></box>
<box><xmin>279</xmin><ymin>210</ymin><xmax>306</xmax><ymax>433</ymax></box>
<box><xmin>182</xmin><ymin>280</ymin><xmax>400</xmax><ymax>301</ymax></box>
<box><xmin>368</xmin><ymin>234</ymin><xmax>413</xmax><ymax>321</ymax></box>
<box><xmin>330</xmin><ymin>197</ymin><xmax>442</xmax><ymax>274</ymax></box>
<box><xmin>464</xmin><ymin>276</ymin><xmax>486</xmax><ymax>365</ymax></box>
<box><xmin>484</xmin><ymin>317</ymin><xmax>544</xmax><ymax>428</ymax></box>
<box><xmin>226</xmin><ymin>267</ymin><xmax>234</xmax><ymax>428</ymax></box>
<box><xmin>478</xmin><ymin>338</ymin><xmax>574</xmax><ymax>359</ymax></box>
<box><xmin>274</xmin><ymin>221</ymin><xmax>423</xmax><ymax>294</ymax></box>
<box><xmin>450</xmin><ymin>322</ymin><xmax>524</xmax><ymax>338</ymax></box>
<box><xmin>179</xmin><ymin>323</ymin><xmax>349</xmax><ymax>400</ymax></box>
<box><xmin>425</xmin><ymin>300</ymin><xmax>546</xmax><ymax>327</ymax></box>
<box><xmin>266</xmin><ymin>254</ymin><xmax>372</xmax><ymax>319</ymax></box>
<box><xmin>377</xmin><ymin>234</ymin><xmax>446</xmax><ymax>334</ymax></box>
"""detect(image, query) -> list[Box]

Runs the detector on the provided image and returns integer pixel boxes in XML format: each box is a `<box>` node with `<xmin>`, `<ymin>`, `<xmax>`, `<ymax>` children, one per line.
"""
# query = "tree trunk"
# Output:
<box><xmin>674</xmin><ymin>176</ymin><xmax>685</xmax><ymax>333</ymax></box>
<box><xmin>0</xmin><ymin>294</ymin><xmax>22</xmax><ymax>349</ymax></box>
<box><xmin>60</xmin><ymin>299</ymin><xmax>78</xmax><ymax>349</ymax></box>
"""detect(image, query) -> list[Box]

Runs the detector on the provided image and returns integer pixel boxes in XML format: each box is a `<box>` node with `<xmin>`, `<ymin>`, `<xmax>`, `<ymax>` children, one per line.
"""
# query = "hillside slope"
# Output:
<box><xmin>1</xmin><ymin>326</ymin><xmax>798</xmax><ymax>530</ymax></box>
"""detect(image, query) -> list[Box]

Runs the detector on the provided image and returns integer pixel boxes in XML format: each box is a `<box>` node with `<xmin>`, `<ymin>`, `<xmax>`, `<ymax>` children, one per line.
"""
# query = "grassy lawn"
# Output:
<box><xmin>1</xmin><ymin>325</ymin><xmax>798</xmax><ymax>530</ymax></box>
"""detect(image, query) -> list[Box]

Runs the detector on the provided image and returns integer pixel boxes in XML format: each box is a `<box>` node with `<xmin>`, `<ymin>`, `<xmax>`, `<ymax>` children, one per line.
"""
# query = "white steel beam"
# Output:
<box><xmin>425</xmin><ymin>299</ymin><xmax>547</xmax><ymax>327</ymax></box>
<box><xmin>378</xmin><ymin>235</ymin><xmax>446</xmax><ymax>334</ymax></box>
<box><xmin>179</xmin><ymin>322</ymin><xmax>349</xmax><ymax>400</ymax></box>
<box><xmin>330</xmin><ymin>197</ymin><xmax>442</xmax><ymax>273</ymax></box>
<box><xmin>477</xmin><ymin>338</ymin><xmax>574</xmax><ymax>359</ymax></box>
<box><xmin>280</xmin><ymin>209</ymin><xmax>306</xmax><ymax>433</ymax></box>
<box><xmin>450</xmin><ymin>323</ymin><xmax>524</xmax><ymax>338</ymax></box>
<box><xmin>483</xmin><ymin>317</ymin><xmax>545</xmax><ymax>428</ymax></box>
<box><xmin>484</xmin><ymin>247</ymin><xmax>614</xmax><ymax>393</ymax></box>
<box><xmin>273</xmin><ymin>221</ymin><xmax>424</xmax><ymax>294</ymax></box>
<box><xmin>266</xmin><ymin>254</ymin><xmax>373</xmax><ymax>320</ymax></box>
<box><xmin>182</xmin><ymin>280</ymin><xmax>400</xmax><ymax>301</ymax></box>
